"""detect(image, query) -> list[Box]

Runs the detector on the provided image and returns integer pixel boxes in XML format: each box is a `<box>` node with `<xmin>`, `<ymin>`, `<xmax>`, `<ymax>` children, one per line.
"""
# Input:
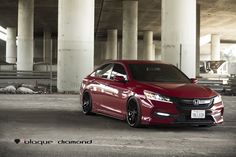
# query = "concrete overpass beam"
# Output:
<box><xmin>57</xmin><ymin>0</ymin><xmax>94</xmax><ymax>92</ymax></box>
<box><xmin>122</xmin><ymin>0</ymin><xmax>138</xmax><ymax>59</ymax></box>
<box><xmin>161</xmin><ymin>0</ymin><xmax>196</xmax><ymax>78</ymax></box>
<box><xmin>17</xmin><ymin>0</ymin><xmax>34</xmax><ymax>71</ymax></box>
<box><xmin>6</xmin><ymin>27</ymin><xmax>16</xmax><ymax>64</ymax></box>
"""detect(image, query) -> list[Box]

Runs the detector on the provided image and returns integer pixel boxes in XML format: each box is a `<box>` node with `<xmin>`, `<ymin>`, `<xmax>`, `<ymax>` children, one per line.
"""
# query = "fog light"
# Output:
<box><xmin>156</xmin><ymin>112</ymin><xmax>170</xmax><ymax>117</ymax></box>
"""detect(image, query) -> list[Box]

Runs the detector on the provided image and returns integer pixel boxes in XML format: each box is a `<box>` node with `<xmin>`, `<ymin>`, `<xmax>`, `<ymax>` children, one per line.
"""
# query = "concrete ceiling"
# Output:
<box><xmin>0</xmin><ymin>0</ymin><xmax>236</xmax><ymax>42</ymax></box>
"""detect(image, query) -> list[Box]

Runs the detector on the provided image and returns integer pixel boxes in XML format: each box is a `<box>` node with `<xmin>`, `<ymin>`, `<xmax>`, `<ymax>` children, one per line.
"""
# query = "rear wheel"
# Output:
<box><xmin>82</xmin><ymin>92</ymin><xmax>92</xmax><ymax>115</ymax></box>
<box><xmin>126</xmin><ymin>98</ymin><xmax>141</xmax><ymax>127</ymax></box>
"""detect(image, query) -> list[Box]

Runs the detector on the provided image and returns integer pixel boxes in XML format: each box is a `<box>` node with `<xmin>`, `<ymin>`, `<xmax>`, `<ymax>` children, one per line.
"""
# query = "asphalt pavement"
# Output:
<box><xmin>0</xmin><ymin>94</ymin><xmax>235</xmax><ymax>157</ymax></box>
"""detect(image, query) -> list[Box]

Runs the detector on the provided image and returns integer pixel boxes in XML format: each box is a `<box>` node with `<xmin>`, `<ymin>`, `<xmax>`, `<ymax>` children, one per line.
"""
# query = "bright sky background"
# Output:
<box><xmin>0</xmin><ymin>26</ymin><xmax>6</xmax><ymax>41</ymax></box>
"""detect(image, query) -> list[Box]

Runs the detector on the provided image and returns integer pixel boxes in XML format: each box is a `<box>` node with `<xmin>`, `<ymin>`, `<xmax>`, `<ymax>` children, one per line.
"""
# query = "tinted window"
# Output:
<box><xmin>129</xmin><ymin>64</ymin><xmax>190</xmax><ymax>83</ymax></box>
<box><xmin>111</xmin><ymin>64</ymin><xmax>128</xmax><ymax>80</ymax></box>
<box><xmin>94</xmin><ymin>64</ymin><xmax>113</xmax><ymax>79</ymax></box>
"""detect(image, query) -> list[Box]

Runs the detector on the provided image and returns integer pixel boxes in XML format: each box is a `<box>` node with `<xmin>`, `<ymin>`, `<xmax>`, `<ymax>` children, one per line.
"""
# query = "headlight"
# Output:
<box><xmin>213</xmin><ymin>95</ymin><xmax>222</xmax><ymax>104</ymax></box>
<box><xmin>144</xmin><ymin>90</ymin><xmax>172</xmax><ymax>103</ymax></box>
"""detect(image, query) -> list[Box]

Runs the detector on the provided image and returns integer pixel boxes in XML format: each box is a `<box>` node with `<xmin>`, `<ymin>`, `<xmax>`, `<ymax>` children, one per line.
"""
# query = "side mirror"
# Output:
<box><xmin>114</xmin><ymin>76</ymin><xmax>126</xmax><ymax>83</ymax></box>
<box><xmin>190</xmin><ymin>78</ymin><xmax>198</xmax><ymax>84</ymax></box>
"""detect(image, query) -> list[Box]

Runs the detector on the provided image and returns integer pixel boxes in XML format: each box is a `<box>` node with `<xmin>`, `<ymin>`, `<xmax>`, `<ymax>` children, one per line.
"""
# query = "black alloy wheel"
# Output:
<box><xmin>82</xmin><ymin>92</ymin><xmax>92</xmax><ymax>115</ymax></box>
<box><xmin>127</xmin><ymin>98</ymin><xmax>141</xmax><ymax>127</ymax></box>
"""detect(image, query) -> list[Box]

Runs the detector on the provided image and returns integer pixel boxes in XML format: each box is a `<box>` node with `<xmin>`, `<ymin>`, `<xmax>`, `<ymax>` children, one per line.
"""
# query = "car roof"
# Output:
<box><xmin>104</xmin><ymin>60</ymin><xmax>167</xmax><ymax>65</ymax></box>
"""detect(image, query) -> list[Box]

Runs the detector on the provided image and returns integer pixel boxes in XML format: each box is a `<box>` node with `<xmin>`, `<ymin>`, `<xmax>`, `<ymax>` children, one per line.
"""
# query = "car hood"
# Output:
<box><xmin>138</xmin><ymin>82</ymin><xmax>217</xmax><ymax>99</ymax></box>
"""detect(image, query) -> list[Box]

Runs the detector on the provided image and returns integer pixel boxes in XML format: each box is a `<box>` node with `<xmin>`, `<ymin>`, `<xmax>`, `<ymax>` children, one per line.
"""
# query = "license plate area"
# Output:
<box><xmin>191</xmin><ymin>110</ymin><xmax>205</xmax><ymax>119</ymax></box>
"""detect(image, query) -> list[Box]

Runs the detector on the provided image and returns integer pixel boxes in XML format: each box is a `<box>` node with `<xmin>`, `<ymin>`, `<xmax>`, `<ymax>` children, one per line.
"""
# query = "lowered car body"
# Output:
<box><xmin>80</xmin><ymin>60</ymin><xmax>224</xmax><ymax>127</ymax></box>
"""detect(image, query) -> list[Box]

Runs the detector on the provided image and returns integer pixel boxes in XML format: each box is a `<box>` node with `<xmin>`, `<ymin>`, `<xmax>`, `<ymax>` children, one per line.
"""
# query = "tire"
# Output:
<box><xmin>82</xmin><ymin>92</ymin><xmax>92</xmax><ymax>115</ymax></box>
<box><xmin>126</xmin><ymin>98</ymin><xmax>141</xmax><ymax>127</ymax></box>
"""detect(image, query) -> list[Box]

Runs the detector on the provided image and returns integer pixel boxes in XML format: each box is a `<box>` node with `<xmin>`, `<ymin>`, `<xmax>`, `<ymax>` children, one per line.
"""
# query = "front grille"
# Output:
<box><xmin>171</xmin><ymin>97</ymin><xmax>215</xmax><ymax>124</ymax></box>
<box><xmin>172</xmin><ymin>97</ymin><xmax>214</xmax><ymax>110</ymax></box>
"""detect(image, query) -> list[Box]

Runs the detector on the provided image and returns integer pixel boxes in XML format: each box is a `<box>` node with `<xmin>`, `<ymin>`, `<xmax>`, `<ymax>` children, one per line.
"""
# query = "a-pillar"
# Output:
<box><xmin>143</xmin><ymin>31</ymin><xmax>154</xmax><ymax>60</ymax></box>
<box><xmin>17</xmin><ymin>0</ymin><xmax>34</xmax><ymax>71</ymax></box>
<box><xmin>162</xmin><ymin>0</ymin><xmax>196</xmax><ymax>78</ymax></box>
<box><xmin>57</xmin><ymin>0</ymin><xmax>94</xmax><ymax>92</ymax></box>
<box><xmin>43</xmin><ymin>31</ymin><xmax>52</xmax><ymax>63</ymax></box>
<box><xmin>122</xmin><ymin>0</ymin><xmax>138</xmax><ymax>59</ymax></box>
<box><xmin>211</xmin><ymin>34</ymin><xmax>221</xmax><ymax>61</ymax></box>
<box><xmin>6</xmin><ymin>27</ymin><xmax>16</xmax><ymax>63</ymax></box>
<box><xmin>105</xmin><ymin>29</ymin><xmax>117</xmax><ymax>60</ymax></box>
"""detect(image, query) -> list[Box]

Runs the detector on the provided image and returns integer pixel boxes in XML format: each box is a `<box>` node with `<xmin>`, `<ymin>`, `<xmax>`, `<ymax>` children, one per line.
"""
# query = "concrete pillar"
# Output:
<box><xmin>43</xmin><ymin>31</ymin><xmax>52</xmax><ymax>63</ymax></box>
<box><xmin>122</xmin><ymin>0</ymin><xmax>138</xmax><ymax>59</ymax></box>
<box><xmin>106</xmin><ymin>29</ymin><xmax>117</xmax><ymax>60</ymax></box>
<box><xmin>6</xmin><ymin>27</ymin><xmax>17</xmax><ymax>63</ymax></box>
<box><xmin>117</xmin><ymin>41</ymin><xmax>122</xmax><ymax>59</ymax></box>
<box><xmin>211</xmin><ymin>34</ymin><xmax>221</xmax><ymax>60</ymax></box>
<box><xmin>17</xmin><ymin>0</ymin><xmax>34</xmax><ymax>71</ymax></box>
<box><xmin>152</xmin><ymin>43</ymin><xmax>156</xmax><ymax>60</ymax></box>
<box><xmin>161</xmin><ymin>0</ymin><xmax>196</xmax><ymax>78</ymax></box>
<box><xmin>155</xmin><ymin>41</ymin><xmax>162</xmax><ymax>60</ymax></box>
<box><xmin>52</xmin><ymin>38</ymin><xmax>58</xmax><ymax>61</ymax></box>
<box><xmin>58</xmin><ymin>0</ymin><xmax>94</xmax><ymax>92</ymax></box>
<box><xmin>143</xmin><ymin>31</ymin><xmax>154</xmax><ymax>60</ymax></box>
<box><xmin>196</xmin><ymin>4</ymin><xmax>200</xmax><ymax>77</ymax></box>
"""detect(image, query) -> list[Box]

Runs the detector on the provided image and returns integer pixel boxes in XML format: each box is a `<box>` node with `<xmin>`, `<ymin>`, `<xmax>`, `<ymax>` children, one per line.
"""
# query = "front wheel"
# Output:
<box><xmin>126</xmin><ymin>98</ymin><xmax>141</xmax><ymax>127</ymax></box>
<box><xmin>82</xmin><ymin>92</ymin><xmax>92</xmax><ymax>115</ymax></box>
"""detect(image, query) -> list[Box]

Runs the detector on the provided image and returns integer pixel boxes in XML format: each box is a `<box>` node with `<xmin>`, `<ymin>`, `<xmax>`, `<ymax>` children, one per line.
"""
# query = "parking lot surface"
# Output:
<box><xmin>0</xmin><ymin>94</ymin><xmax>235</xmax><ymax>157</ymax></box>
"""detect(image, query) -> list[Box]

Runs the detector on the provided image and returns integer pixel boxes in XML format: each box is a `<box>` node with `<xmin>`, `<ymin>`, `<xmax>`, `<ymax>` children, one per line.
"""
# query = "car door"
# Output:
<box><xmin>103</xmin><ymin>64</ymin><xmax>130</xmax><ymax>119</ymax></box>
<box><xmin>89</xmin><ymin>63</ymin><xmax>113</xmax><ymax>112</ymax></box>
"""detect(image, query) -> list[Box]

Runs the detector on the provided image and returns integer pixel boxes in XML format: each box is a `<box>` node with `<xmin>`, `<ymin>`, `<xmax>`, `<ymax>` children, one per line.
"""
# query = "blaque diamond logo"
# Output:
<box><xmin>13</xmin><ymin>138</ymin><xmax>93</xmax><ymax>145</ymax></box>
<box><xmin>14</xmin><ymin>139</ymin><xmax>20</xmax><ymax>144</ymax></box>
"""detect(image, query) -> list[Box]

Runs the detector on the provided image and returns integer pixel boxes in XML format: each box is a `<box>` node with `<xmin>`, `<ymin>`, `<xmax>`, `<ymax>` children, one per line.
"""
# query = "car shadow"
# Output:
<box><xmin>0</xmin><ymin>108</ymin><xmax>227</xmax><ymax>133</ymax></box>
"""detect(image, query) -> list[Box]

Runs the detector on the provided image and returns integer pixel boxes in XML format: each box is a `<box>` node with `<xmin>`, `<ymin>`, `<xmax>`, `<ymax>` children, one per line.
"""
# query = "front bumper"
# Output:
<box><xmin>140</xmin><ymin>98</ymin><xmax>224</xmax><ymax>126</ymax></box>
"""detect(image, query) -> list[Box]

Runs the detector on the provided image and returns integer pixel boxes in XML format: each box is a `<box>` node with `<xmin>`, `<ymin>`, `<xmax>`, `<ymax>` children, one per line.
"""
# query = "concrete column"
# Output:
<box><xmin>17</xmin><ymin>0</ymin><xmax>34</xmax><ymax>71</ymax></box>
<box><xmin>162</xmin><ymin>0</ymin><xmax>196</xmax><ymax>78</ymax></box>
<box><xmin>152</xmin><ymin>43</ymin><xmax>156</xmax><ymax>60</ymax></box>
<box><xmin>143</xmin><ymin>31</ymin><xmax>154</xmax><ymax>60</ymax></box>
<box><xmin>211</xmin><ymin>34</ymin><xmax>221</xmax><ymax>60</ymax></box>
<box><xmin>117</xmin><ymin>41</ymin><xmax>122</xmax><ymax>59</ymax></box>
<box><xmin>155</xmin><ymin>41</ymin><xmax>162</xmax><ymax>60</ymax></box>
<box><xmin>52</xmin><ymin>38</ymin><xmax>58</xmax><ymax>61</ymax></box>
<box><xmin>58</xmin><ymin>0</ymin><xmax>94</xmax><ymax>92</ymax></box>
<box><xmin>6</xmin><ymin>27</ymin><xmax>17</xmax><ymax>63</ymax></box>
<box><xmin>43</xmin><ymin>31</ymin><xmax>52</xmax><ymax>63</ymax></box>
<box><xmin>122</xmin><ymin>0</ymin><xmax>138</xmax><ymax>59</ymax></box>
<box><xmin>106</xmin><ymin>29</ymin><xmax>117</xmax><ymax>60</ymax></box>
<box><xmin>196</xmin><ymin>4</ymin><xmax>200</xmax><ymax>77</ymax></box>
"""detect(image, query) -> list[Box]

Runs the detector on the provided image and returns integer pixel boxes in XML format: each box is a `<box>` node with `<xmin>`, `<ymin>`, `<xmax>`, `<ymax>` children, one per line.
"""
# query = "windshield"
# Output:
<box><xmin>129</xmin><ymin>63</ymin><xmax>191</xmax><ymax>83</ymax></box>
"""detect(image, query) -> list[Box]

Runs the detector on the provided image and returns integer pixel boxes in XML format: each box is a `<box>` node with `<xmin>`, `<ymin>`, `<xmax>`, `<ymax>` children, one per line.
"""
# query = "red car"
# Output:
<box><xmin>80</xmin><ymin>60</ymin><xmax>224</xmax><ymax>127</ymax></box>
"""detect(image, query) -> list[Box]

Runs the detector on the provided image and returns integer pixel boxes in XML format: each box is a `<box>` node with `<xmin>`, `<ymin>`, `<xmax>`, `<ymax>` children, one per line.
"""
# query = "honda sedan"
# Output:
<box><xmin>80</xmin><ymin>60</ymin><xmax>224</xmax><ymax>127</ymax></box>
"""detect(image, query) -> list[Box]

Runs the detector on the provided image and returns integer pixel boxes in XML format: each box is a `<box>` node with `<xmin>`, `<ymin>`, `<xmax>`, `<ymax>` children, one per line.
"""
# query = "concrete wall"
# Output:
<box><xmin>0</xmin><ymin>64</ymin><xmax>15</xmax><ymax>71</ymax></box>
<box><xmin>34</xmin><ymin>64</ymin><xmax>57</xmax><ymax>72</ymax></box>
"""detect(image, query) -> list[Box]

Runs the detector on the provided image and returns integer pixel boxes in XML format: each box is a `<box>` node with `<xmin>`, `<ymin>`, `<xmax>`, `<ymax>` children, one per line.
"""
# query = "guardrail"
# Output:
<box><xmin>0</xmin><ymin>71</ymin><xmax>57</xmax><ymax>79</ymax></box>
<box><xmin>198</xmin><ymin>79</ymin><xmax>224</xmax><ymax>92</ymax></box>
<box><xmin>0</xmin><ymin>70</ymin><xmax>57</xmax><ymax>93</ymax></box>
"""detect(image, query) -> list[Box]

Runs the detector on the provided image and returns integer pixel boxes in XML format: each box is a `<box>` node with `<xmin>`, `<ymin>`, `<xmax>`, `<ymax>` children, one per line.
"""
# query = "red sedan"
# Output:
<box><xmin>80</xmin><ymin>60</ymin><xmax>224</xmax><ymax>127</ymax></box>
